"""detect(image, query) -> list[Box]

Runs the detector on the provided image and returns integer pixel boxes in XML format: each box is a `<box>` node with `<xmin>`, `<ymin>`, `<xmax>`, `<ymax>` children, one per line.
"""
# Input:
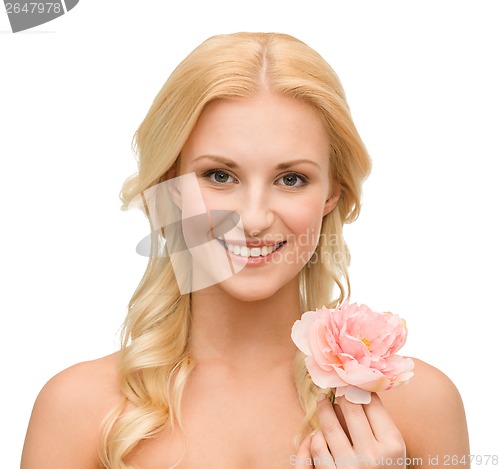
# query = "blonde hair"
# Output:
<box><xmin>98</xmin><ymin>32</ymin><xmax>371</xmax><ymax>468</ymax></box>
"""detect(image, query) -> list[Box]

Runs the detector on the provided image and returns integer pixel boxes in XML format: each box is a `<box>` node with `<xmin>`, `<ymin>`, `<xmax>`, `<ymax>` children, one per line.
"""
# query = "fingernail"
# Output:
<box><xmin>316</xmin><ymin>392</ymin><xmax>327</xmax><ymax>402</ymax></box>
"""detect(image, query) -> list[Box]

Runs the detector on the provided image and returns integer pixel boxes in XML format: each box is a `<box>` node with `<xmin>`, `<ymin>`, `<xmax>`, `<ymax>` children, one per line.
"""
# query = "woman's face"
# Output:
<box><xmin>171</xmin><ymin>92</ymin><xmax>339</xmax><ymax>300</ymax></box>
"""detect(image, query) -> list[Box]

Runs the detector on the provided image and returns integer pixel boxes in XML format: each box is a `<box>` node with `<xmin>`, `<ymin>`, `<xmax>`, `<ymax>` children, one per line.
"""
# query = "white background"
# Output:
<box><xmin>2</xmin><ymin>1</ymin><xmax>499</xmax><ymax>467</ymax></box>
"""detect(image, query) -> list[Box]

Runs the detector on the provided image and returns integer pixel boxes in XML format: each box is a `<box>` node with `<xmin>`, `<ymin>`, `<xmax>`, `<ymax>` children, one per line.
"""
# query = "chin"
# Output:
<box><xmin>222</xmin><ymin>268</ymin><xmax>302</xmax><ymax>302</ymax></box>
<box><xmin>218</xmin><ymin>281</ymin><xmax>279</xmax><ymax>303</ymax></box>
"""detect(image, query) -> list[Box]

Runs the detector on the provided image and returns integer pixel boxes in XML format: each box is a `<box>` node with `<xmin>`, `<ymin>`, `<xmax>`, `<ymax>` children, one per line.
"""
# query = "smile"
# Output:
<box><xmin>216</xmin><ymin>238</ymin><xmax>286</xmax><ymax>258</ymax></box>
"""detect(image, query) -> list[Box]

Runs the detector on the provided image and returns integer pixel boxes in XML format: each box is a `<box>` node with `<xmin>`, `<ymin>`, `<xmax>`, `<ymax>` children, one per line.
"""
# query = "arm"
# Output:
<box><xmin>383</xmin><ymin>358</ymin><xmax>470</xmax><ymax>469</ymax></box>
<box><xmin>21</xmin><ymin>359</ymin><xmax>118</xmax><ymax>469</ymax></box>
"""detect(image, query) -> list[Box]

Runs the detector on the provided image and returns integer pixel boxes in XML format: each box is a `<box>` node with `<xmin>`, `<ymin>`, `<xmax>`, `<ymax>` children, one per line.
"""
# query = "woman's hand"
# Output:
<box><xmin>294</xmin><ymin>392</ymin><xmax>407</xmax><ymax>468</ymax></box>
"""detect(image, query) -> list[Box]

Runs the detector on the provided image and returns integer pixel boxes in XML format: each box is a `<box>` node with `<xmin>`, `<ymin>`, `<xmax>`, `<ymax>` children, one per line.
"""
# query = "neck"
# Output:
<box><xmin>188</xmin><ymin>276</ymin><xmax>303</xmax><ymax>371</ymax></box>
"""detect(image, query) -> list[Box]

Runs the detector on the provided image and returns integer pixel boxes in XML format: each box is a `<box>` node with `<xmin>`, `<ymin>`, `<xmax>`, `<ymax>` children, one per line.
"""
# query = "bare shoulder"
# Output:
<box><xmin>378</xmin><ymin>357</ymin><xmax>470</xmax><ymax>468</ymax></box>
<box><xmin>21</xmin><ymin>351</ymin><xmax>123</xmax><ymax>469</ymax></box>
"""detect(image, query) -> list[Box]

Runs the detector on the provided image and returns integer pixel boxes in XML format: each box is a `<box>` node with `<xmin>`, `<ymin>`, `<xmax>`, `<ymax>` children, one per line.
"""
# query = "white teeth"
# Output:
<box><xmin>220</xmin><ymin>240</ymin><xmax>283</xmax><ymax>257</ymax></box>
<box><xmin>250</xmin><ymin>247</ymin><xmax>261</xmax><ymax>257</ymax></box>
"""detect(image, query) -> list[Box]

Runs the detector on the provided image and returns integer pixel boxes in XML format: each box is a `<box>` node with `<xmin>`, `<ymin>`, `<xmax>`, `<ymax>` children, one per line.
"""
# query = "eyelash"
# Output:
<box><xmin>200</xmin><ymin>169</ymin><xmax>310</xmax><ymax>189</ymax></box>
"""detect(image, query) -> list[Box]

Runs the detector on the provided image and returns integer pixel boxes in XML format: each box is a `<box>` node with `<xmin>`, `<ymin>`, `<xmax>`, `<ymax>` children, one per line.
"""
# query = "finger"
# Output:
<box><xmin>316</xmin><ymin>393</ymin><xmax>353</xmax><ymax>456</ymax></box>
<box><xmin>333</xmin><ymin>402</ymin><xmax>352</xmax><ymax>444</ymax></box>
<box><xmin>293</xmin><ymin>433</ymin><xmax>314</xmax><ymax>468</ymax></box>
<box><xmin>310</xmin><ymin>429</ymin><xmax>336</xmax><ymax>467</ymax></box>
<box><xmin>334</xmin><ymin>395</ymin><xmax>375</xmax><ymax>449</ymax></box>
<box><xmin>363</xmin><ymin>392</ymin><xmax>402</xmax><ymax>442</ymax></box>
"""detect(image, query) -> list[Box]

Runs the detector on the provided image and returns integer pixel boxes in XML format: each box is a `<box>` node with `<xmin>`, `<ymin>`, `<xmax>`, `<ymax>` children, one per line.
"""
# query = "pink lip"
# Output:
<box><xmin>219</xmin><ymin>238</ymin><xmax>286</xmax><ymax>247</ymax></box>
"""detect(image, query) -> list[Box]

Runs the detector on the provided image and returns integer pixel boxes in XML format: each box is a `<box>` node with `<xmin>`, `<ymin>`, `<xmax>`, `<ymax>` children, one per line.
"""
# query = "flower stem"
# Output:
<box><xmin>329</xmin><ymin>389</ymin><xmax>335</xmax><ymax>406</ymax></box>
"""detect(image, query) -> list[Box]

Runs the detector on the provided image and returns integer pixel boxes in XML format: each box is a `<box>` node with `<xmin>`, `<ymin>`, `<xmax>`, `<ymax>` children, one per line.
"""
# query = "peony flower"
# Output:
<box><xmin>291</xmin><ymin>302</ymin><xmax>414</xmax><ymax>404</ymax></box>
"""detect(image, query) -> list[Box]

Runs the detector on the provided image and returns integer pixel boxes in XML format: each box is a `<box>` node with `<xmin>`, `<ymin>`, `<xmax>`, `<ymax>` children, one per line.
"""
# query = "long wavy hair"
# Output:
<box><xmin>98</xmin><ymin>32</ymin><xmax>371</xmax><ymax>468</ymax></box>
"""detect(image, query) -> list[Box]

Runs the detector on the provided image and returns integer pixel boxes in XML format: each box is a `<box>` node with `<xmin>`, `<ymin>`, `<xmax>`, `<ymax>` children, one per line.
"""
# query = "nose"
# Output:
<box><xmin>236</xmin><ymin>185</ymin><xmax>276</xmax><ymax>238</ymax></box>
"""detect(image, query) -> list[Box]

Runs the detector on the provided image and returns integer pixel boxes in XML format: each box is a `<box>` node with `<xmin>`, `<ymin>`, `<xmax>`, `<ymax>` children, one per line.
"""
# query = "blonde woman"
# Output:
<box><xmin>21</xmin><ymin>32</ymin><xmax>469</xmax><ymax>469</ymax></box>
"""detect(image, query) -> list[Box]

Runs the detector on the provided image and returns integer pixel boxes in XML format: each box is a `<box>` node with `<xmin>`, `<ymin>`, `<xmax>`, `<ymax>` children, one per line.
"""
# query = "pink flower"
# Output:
<box><xmin>291</xmin><ymin>302</ymin><xmax>414</xmax><ymax>404</ymax></box>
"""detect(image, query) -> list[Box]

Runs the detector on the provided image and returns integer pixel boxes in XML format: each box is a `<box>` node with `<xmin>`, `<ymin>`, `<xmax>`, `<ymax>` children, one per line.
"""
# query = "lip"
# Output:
<box><xmin>216</xmin><ymin>238</ymin><xmax>287</xmax><ymax>267</ymax></box>
<box><xmin>218</xmin><ymin>238</ymin><xmax>286</xmax><ymax>247</ymax></box>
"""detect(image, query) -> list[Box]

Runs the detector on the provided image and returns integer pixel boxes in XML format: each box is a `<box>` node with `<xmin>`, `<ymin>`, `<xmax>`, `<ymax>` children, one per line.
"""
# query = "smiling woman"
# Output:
<box><xmin>20</xmin><ymin>32</ymin><xmax>469</xmax><ymax>469</ymax></box>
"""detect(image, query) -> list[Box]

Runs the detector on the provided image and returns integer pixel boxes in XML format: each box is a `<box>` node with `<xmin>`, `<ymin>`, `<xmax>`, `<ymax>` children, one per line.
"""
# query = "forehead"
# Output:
<box><xmin>179</xmin><ymin>93</ymin><xmax>330</xmax><ymax>166</ymax></box>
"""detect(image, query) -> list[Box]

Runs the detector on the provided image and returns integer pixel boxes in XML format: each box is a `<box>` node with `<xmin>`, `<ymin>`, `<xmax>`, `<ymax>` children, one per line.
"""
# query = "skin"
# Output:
<box><xmin>21</xmin><ymin>93</ymin><xmax>470</xmax><ymax>469</ymax></box>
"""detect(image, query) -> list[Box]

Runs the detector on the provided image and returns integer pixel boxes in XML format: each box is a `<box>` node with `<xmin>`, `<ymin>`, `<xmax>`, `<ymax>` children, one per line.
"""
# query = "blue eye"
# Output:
<box><xmin>202</xmin><ymin>169</ymin><xmax>236</xmax><ymax>184</ymax></box>
<box><xmin>277</xmin><ymin>173</ymin><xmax>309</xmax><ymax>188</ymax></box>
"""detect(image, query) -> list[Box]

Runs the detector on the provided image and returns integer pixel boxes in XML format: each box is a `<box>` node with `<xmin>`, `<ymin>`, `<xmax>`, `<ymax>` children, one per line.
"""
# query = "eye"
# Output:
<box><xmin>276</xmin><ymin>172</ymin><xmax>309</xmax><ymax>188</ymax></box>
<box><xmin>201</xmin><ymin>169</ymin><xmax>237</xmax><ymax>185</ymax></box>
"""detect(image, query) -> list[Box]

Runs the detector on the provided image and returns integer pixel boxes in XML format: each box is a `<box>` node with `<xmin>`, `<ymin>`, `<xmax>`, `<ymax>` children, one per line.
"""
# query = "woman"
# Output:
<box><xmin>21</xmin><ymin>32</ymin><xmax>469</xmax><ymax>468</ymax></box>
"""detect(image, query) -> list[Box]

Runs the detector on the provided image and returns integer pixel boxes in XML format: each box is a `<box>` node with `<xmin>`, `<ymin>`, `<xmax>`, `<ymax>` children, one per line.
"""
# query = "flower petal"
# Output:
<box><xmin>336</xmin><ymin>385</ymin><xmax>372</xmax><ymax>404</ymax></box>
<box><xmin>335</xmin><ymin>360</ymin><xmax>381</xmax><ymax>384</ymax></box>
<box><xmin>291</xmin><ymin>311</ymin><xmax>318</xmax><ymax>356</ymax></box>
<box><xmin>305</xmin><ymin>356</ymin><xmax>347</xmax><ymax>389</ymax></box>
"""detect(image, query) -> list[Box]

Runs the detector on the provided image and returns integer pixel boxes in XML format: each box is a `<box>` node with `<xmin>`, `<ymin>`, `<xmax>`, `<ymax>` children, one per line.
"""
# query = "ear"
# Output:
<box><xmin>323</xmin><ymin>186</ymin><xmax>341</xmax><ymax>217</ymax></box>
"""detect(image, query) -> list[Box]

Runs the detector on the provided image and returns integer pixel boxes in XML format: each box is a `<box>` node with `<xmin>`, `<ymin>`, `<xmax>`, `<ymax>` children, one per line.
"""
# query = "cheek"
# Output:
<box><xmin>197</xmin><ymin>192</ymin><xmax>243</xmax><ymax>241</ymax></box>
<box><xmin>200</xmin><ymin>191</ymin><xmax>229</xmax><ymax>210</ymax></box>
<box><xmin>281</xmin><ymin>199</ymin><xmax>325</xmax><ymax>244</ymax></box>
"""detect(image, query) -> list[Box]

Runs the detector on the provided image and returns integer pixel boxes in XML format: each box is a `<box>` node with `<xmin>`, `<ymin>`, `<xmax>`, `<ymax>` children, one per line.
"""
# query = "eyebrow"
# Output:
<box><xmin>191</xmin><ymin>154</ymin><xmax>321</xmax><ymax>170</ymax></box>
